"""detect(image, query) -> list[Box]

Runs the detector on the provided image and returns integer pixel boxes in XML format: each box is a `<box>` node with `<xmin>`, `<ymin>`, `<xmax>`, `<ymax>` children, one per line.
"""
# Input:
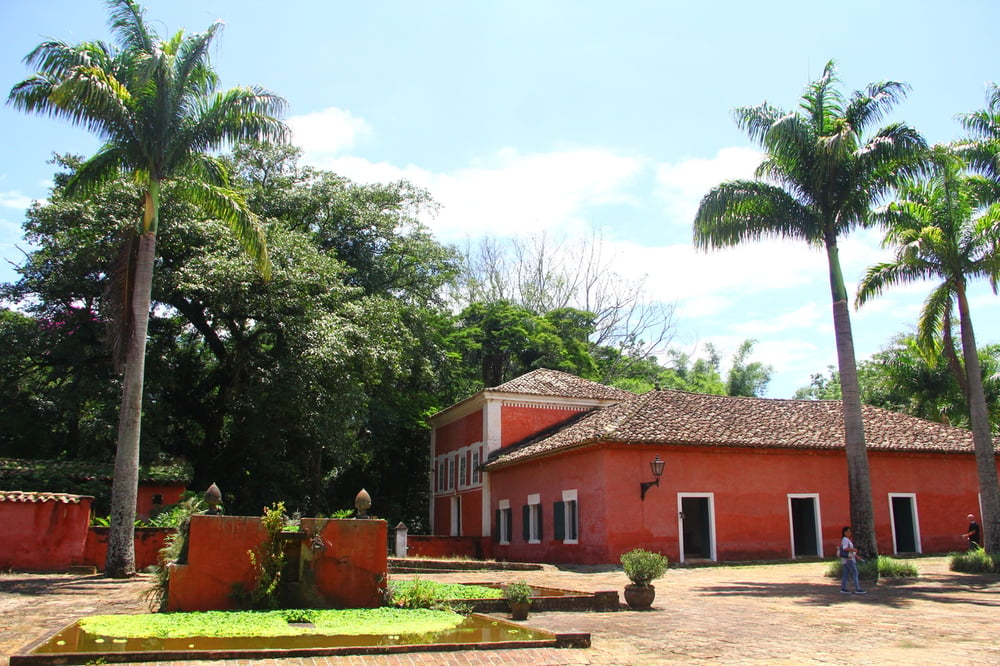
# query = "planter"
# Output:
<box><xmin>509</xmin><ymin>601</ymin><xmax>530</xmax><ymax>621</ymax></box>
<box><xmin>624</xmin><ymin>583</ymin><xmax>656</xmax><ymax>610</ymax></box>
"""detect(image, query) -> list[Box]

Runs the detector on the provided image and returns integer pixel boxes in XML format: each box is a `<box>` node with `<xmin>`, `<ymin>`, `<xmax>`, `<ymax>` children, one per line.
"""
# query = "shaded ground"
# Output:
<box><xmin>3</xmin><ymin>556</ymin><xmax>999</xmax><ymax>665</ymax></box>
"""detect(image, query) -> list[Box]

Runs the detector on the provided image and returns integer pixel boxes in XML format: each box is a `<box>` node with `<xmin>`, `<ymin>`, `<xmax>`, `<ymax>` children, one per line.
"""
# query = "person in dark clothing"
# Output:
<box><xmin>963</xmin><ymin>514</ymin><xmax>981</xmax><ymax>548</ymax></box>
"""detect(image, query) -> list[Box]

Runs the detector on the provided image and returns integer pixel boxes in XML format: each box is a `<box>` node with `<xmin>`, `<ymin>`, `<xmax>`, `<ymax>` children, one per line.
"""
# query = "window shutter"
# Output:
<box><xmin>522</xmin><ymin>505</ymin><xmax>530</xmax><ymax>541</ymax></box>
<box><xmin>538</xmin><ymin>505</ymin><xmax>543</xmax><ymax>539</ymax></box>
<box><xmin>553</xmin><ymin>501</ymin><xmax>565</xmax><ymax>540</ymax></box>
<box><xmin>494</xmin><ymin>509</ymin><xmax>501</xmax><ymax>542</ymax></box>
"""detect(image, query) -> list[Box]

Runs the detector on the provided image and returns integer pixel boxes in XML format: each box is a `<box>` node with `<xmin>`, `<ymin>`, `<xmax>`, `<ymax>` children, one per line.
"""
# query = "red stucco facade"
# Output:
<box><xmin>0</xmin><ymin>494</ymin><xmax>93</xmax><ymax>571</ymax></box>
<box><xmin>429</xmin><ymin>370</ymin><xmax>996</xmax><ymax>565</ymax></box>
<box><xmin>167</xmin><ymin>515</ymin><xmax>387</xmax><ymax>611</ymax></box>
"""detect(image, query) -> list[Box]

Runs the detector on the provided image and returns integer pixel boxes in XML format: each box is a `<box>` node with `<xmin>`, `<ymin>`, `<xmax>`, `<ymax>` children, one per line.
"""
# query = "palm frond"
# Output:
<box><xmin>693</xmin><ymin>180</ymin><xmax>816</xmax><ymax>249</ymax></box>
<box><xmin>170</xmin><ymin>178</ymin><xmax>271</xmax><ymax>279</ymax></box>
<box><xmin>106</xmin><ymin>0</ymin><xmax>156</xmax><ymax>53</ymax></box>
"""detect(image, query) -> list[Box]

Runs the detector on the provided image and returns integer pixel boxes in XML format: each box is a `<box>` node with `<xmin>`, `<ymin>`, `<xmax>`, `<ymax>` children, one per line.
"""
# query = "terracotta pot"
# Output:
<box><xmin>624</xmin><ymin>583</ymin><xmax>656</xmax><ymax>610</ymax></box>
<box><xmin>509</xmin><ymin>601</ymin><xmax>530</xmax><ymax>620</ymax></box>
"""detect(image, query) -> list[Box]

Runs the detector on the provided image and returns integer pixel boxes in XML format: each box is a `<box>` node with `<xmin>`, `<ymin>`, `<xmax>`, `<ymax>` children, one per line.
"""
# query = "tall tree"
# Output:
<box><xmin>693</xmin><ymin>60</ymin><xmax>925</xmax><ymax>557</ymax></box>
<box><xmin>957</xmin><ymin>84</ymin><xmax>1000</xmax><ymax>187</ymax></box>
<box><xmin>856</xmin><ymin>145</ymin><xmax>1000</xmax><ymax>552</ymax></box>
<box><xmin>8</xmin><ymin>0</ymin><xmax>287</xmax><ymax>576</ymax></box>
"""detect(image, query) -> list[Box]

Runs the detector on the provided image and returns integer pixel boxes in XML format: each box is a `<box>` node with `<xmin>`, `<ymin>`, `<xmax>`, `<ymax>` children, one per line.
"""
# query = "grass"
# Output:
<box><xmin>79</xmin><ymin>608</ymin><xmax>463</xmax><ymax>639</ymax></box>
<box><xmin>825</xmin><ymin>555</ymin><xmax>918</xmax><ymax>581</ymax></box>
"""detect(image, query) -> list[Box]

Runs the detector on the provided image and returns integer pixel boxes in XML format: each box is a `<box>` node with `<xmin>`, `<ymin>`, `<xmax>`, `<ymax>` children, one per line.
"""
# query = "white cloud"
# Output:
<box><xmin>302</xmin><ymin>144</ymin><xmax>646</xmax><ymax>241</ymax></box>
<box><xmin>654</xmin><ymin>146</ymin><xmax>762</xmax><ymax>226</ymax></box>
<box><xmin>0</xmin><ymin>191</ymin><xmax>33</xmax><ymax>210</ymax></box>
<box><xmin>288</xmin><ymin>107</ymin><xmax>373</xmax><ymax>159</ymax></box>
<box><xmin>729</xmin><ymin>303</ymin><xmax>825</xmax><ymax>336</ymax></box>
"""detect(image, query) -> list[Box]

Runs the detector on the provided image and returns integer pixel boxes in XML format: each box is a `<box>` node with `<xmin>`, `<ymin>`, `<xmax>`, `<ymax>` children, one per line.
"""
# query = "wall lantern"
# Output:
<box><xmin>640</xmin><ymin>455</ymin><xmax>665</xmax><ymax>501</ymax></box>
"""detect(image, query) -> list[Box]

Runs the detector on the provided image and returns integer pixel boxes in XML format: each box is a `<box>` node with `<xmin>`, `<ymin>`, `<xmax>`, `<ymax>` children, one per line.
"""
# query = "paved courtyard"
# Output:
<box><xmin>2</xmin><ymin>556</ymin><xmax>999</xmax><ymax>665</ymax></box>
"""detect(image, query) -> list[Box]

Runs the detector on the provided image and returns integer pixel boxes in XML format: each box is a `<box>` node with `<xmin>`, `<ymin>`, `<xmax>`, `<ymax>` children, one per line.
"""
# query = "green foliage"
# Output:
<box><xmin>387</xmin><ymin>578</ymin><xmax>502</xmax><ymax>608</ymax></box>
<box><xmin>503</xmin><ymin>581</ymin><xmax>533</xmax><ymax>604</ymax></box>
<box><xmin>620</xmin><ymin>548</ymin><xmax>668</xmax><ymax>586</ymax></box>
<box><xmin>950</xmin><ymin>548</ymin><xmax>1000</xmax><ymax>574</ymax></box>
<box><xmin>825</xmin><ymin>555</ymin><xmax>916</xmax><ymax>580</ymax></box>
<box><xmin>79</xmin><ymin>607</ymin><xmax>464</xmax><ymax>638</ymax></box>
<box><xmin>280</xmin><ymin>609</ymin><xmax>318</xmax><ymax>623</ymax></box>
<box><xmin>239</xmin><ymin>502</ymin><xmax>289</xmax><ymax>610</ymax></box>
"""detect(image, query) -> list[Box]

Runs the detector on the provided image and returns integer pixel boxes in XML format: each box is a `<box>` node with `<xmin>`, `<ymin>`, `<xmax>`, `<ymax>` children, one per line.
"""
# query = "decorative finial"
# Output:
<box><xmin>205</xmin><ymin>483</ymin><xmax>222</xmax><ymax>515</ymax></box>
<box><xmin>355</xmin><ymin>488</ymin><xmax>372</xmax><ymax>519</ymax></box>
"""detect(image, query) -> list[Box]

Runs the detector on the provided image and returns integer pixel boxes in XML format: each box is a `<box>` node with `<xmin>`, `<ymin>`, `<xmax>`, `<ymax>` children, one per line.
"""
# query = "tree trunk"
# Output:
<box><xmin>826</xmin><ymin>239</ymin><xmax>878</xmax><ymax>559</ymax></box>
<box><xmin>955</xmin><ymin>284</ymin><xmax>1000</xmax><ymax>553</ymax></box>
<box><xmin>104</xmin><ymin>231</ymin><xmax>156</xmax><ymax>578</ymax></box>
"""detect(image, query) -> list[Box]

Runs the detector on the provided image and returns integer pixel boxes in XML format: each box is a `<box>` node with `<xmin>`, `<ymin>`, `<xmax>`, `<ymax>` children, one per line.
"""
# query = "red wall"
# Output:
<box><xmin>167</xmin><ymin>515</ymin><xmax>387</xmax><ymax>611</ymax></box>
<box><xmin>84</xmin><ymin>527</ymin><xmax>170</xmax><ymax>571</ymax></box>
<box><xmin>406</xmin><ymin>535</ymin><xmax>490</xmax><ymax>559</ymax></box>
<box><xmin>136</xmin><ymin>483</ymin><xmax>186</xmax><ymax>520</ymax></box>
<box><xmin>500</xmin><ymin>404</ymin><xmax>587</xmax><ymax>446</ymax></box>
<box><xmin>435</xmin><ymin>410</ymin><xmax>483</xmax><ymax>454</ymax></box>
<box><xmin>489</xmin><ymin>445</ymin><xmax>991</xmax><ymax>565</ymax></box>
<box><xmin>0</xmin><ymin>496</ymin><xmax>93</xmax><ymax>571</ymax></box>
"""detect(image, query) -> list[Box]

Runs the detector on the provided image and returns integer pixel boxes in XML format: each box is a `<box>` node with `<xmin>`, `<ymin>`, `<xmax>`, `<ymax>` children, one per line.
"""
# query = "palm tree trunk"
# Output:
<box><xmin>105</xmin><ymin>231</ymin><xmax>156</xmax><ymax>577</ymax></box>
<box><xmin>826</xmin><ymin>240</ymin><xmax>878</xmax><ymax>558</ymax></box>
<box><xmin>955</xmin><ymin>284</ymin><xmax>1000</xmax><ymax>553</ymax></box>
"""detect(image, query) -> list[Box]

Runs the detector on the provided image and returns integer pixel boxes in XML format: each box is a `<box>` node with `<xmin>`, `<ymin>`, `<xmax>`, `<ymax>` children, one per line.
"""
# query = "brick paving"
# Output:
<box><xmin>3</xmin><ymin>556</ymin><xmax>1000</xmax><ymax>665</ymax></box>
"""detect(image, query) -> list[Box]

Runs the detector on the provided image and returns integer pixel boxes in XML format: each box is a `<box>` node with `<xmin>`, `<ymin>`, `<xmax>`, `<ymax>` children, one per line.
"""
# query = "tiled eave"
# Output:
<box><xmin>0</xmin><ymin>490</ymin><xmax>93</xmax><ymax>504</ymax></box>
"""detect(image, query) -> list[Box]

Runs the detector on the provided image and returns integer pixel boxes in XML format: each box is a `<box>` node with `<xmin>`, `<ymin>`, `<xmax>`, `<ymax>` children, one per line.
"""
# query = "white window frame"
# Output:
<box><xmin>459</xmin><ymin>454</ymin><xmax>468</xmax><ymax>490</ymax></box>
<box><xmin>498</xmin><ymin>499</ymin><xmax>511</xmax><ymax>544</ymax></box>
<box><xmin>447</xmin><ymin>456</ymin><xmax>455</xmax><ymax>491</ymax></box>
<box><xmin>528</xmin><ymin>493</ymin><xmax>541</xmax><ymax>544</ymax></box>
<box><xmin>450</xmin><ymin>495</ymin><xmax>461</xmax><ymax>536</ymax></box>
<box><xmin>437</xmin><ymin>460</ymin><xmax>446</xmax><ymax>493</ymax></box>
<box><xmin>561</xmin><ymin>488</ymin><xmax>578</xmax><ymax>544</ymax></box>
<box><xmin>471</xmin><ymin>447</ymin><xmax>481</xmax><ymax>485</ymax></box>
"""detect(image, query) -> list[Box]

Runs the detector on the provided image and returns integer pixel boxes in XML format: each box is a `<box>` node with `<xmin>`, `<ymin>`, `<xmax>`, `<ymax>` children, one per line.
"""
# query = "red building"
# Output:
<box><xmin>429</xmin><ymin>368</ymin><xmax>993</xmax><ymax>564</ymax></box>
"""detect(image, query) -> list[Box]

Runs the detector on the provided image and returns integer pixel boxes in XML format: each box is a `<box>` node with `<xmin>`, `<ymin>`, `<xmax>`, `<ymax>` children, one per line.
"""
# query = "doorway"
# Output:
<box><xmin>788</xmin><ymin>494</ymin><xmax>821</xmax><ymax>557</ymax></box>
<box><xmin>450</xmin><ymin>496</ymin><xmax>462</xmax><ymax>537</ymax></box>
<box><xmin>890</xmin><ymin>494</ymin><xmax>920</xmax><ymax>554</ymax></box>
<box><xmin>678</xmin><ymin>494</ymin><xmax>715</xmax><ymax>562</ymax></box>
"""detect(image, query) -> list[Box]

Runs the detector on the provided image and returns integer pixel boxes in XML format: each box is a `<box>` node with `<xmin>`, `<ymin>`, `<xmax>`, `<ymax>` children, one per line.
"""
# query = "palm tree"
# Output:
<box><xmin>693</xmin><ymin>60</ymin><xmax>925</xmax><ymax>558</ymax></box>
<box><xmin>8</xmin><ymin>0</ymin><xmax>288</xmax><ymax>576</ymax></box>
<box><xmin>957</xmin><ymin>84</ymin><xmax>1000</xmax><ymax>185</ymax></box>
<box><xmin>856</xmin><ymin>145</ymin><xmax>1000</xmax><ymax>552</ymax></box>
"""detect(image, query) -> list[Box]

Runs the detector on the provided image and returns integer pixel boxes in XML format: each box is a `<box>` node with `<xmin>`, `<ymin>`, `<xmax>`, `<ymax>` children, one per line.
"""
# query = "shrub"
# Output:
<box><xmin>504</xmin><ymin>581</ymin><xmax>533</xmax><ymax>604</ymax></box>
<box><xmin>825</xmin><ymin>555</ymin><xmax>916</xmax><ymax>581</ymax></box>
<box><xmin>388</xmin><ymin>579</ymin><xmax>502</xmax><ymax>606</ymax></box>
<box><xmin>620</xmin><ymin>548</ymin><xmax>668</xmax><ymax>586</ymax></box>
<box><xmin>950</xmin><ymin>548</ymin><xmax>1000</xmax><ymax>574</ymax></box>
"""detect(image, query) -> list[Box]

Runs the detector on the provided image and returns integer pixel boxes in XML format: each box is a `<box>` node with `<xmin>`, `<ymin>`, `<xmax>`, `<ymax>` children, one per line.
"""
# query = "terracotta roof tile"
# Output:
<box><xmin>0</xmin><ymin>490</ymin><xmax>91</xmax><ymax>504</ymax></box>
<box><xmin>488</xmin><ymin>389</ymin><xmax>978</xmax><ymax>467</ymax></box>
<box><xmin>491</xmin><ymin>368</ymin><xmax>634</xmax><ymax>401</ymax></box>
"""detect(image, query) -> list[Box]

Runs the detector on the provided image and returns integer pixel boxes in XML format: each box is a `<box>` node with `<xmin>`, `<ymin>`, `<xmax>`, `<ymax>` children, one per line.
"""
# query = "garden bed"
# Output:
<box><xmin>12</xmin><ymin>611</ymin><xmax>589</xmax><ymax>665</ymax></box>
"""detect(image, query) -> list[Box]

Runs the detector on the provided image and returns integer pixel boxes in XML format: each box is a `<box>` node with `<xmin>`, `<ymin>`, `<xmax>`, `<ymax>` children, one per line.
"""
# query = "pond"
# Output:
<box><xmin>15</xmin><ymin>613</ymin><xmax>588</xmax><ymax>665</ymax></box>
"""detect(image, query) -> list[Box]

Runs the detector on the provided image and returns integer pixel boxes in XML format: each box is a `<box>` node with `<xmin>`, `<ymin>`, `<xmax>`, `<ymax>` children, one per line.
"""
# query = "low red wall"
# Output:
<box><xmin>84</xmin><ymin>527</ymin><xmax>171</xmax><ymax>571</ymax></box>
<box><xmin>167</xmin><ymin>515</ymin><xmax>387</xmax><ymax>611</ymax></box>
<box><xmin>407</xmin><ymin>535</ymin><xmax>490</xmax><ymax>559</ymax></box>
<box><xmin>0</xmin><ymin>494</ymin><xmax>93</xmax><ymax>571</ymax></box>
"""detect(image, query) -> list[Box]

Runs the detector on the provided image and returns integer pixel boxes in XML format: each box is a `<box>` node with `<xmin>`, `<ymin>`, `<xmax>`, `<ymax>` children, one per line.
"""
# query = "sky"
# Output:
<box><xmin>1</xmin><ymin>0</ymin><xmax>999</xmax><ymax>398</ymax></box>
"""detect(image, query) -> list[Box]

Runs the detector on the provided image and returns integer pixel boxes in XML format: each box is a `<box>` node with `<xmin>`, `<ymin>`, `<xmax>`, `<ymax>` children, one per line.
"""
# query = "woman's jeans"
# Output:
<box><xmin>841</xmin><ymin>559</ymin><xmax>861</xmax><ymax>591</ymax></box>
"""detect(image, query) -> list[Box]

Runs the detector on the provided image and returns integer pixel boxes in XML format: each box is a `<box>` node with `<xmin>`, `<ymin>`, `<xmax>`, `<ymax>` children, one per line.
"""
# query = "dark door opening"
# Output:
<box><xmin>790</xmin><ymin>497</ymin><xmax>819</xmax><ymax>557</ymax></box>
<box><xmin>681</xmin><ymin>497</ymin><xmax>712</xmax><ymax>560</ymax></box>
<box><xmin>891</xmin><ymin>496</ymin><xmax>918</xmax><ymax>553</ymax></box>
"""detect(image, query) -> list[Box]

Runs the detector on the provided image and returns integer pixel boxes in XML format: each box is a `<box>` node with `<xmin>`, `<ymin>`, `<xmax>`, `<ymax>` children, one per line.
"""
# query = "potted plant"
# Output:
<box><xmin>620</xmin><ymin>548</ymin><xmax>668</xmax><ymax>610</ymax></box>
<box><xmin>504</xmin><ymin>580</ymin><xmax>533</xmax><ymax>620</ymax></box>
